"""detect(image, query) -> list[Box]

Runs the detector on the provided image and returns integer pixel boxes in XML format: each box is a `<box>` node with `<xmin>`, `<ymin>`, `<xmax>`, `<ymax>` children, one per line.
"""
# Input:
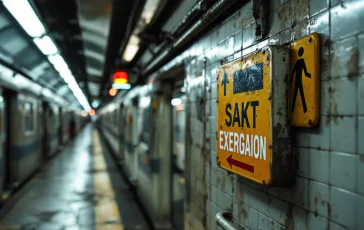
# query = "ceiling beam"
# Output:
<box><xmin>32</xmin><ymin>0</ymin><xmax>92</xmax><ymax>103</ymax></box>
<box><xmin>98</xmin><ymin>0</ymin><xmax>145</xmax><ymax>99</ymax></box>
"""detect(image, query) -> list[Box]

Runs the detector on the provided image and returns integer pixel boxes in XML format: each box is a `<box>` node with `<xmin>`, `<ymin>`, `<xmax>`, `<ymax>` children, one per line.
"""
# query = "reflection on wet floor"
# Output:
<box><xmin>93</xmin><ymin>130</ymin><xmax>123</xmax><ymax>229</ymax></box>
<box><xmin>0</xmin><ymin>124</ymin><xmax>150</xmax><ymax>230</ymax></box>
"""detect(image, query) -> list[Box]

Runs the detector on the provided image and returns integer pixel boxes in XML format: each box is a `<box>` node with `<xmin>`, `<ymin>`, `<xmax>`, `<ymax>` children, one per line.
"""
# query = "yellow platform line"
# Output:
<box><xmin>93</xmin><ymin>131</ymin><xmax>124</xmax><ymax>230</ymax></box>
<box><xmin>0</xmin><ymin>226</ymin><xmax>21</xmax><ymax>230</ymax></box>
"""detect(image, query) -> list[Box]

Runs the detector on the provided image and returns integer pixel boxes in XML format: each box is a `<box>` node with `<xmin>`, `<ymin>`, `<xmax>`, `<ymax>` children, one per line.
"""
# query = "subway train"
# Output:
<box><xmin>98</xmin><ymin>0</ymin><xmax>364</xmax><ymax>230</ymax></box>
<box><xmin>0</xmin><ymin>62</ymin><xmax>86</xmax><ymax>204</ymax></box>
<box><xmin>98</xmin><ymin>82</ymin><xmax>188</xmax><ymax>230</ymax></box>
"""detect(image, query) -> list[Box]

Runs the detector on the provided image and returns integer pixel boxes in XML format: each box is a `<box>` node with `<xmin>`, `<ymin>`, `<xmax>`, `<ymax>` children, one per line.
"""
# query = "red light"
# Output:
<box><xmin>109</xmin><ymin>88</ymin><xmax>118</xmax><ymax>96</ymax></box>
<box><xmin>113</xmin><ymin>71</ymin><xmax>128</xmax><ymax>84</ymax></box>
<box><xmin>89</xmin><ymin>109</ymin><xmax>95</xmax><ymax>116</ymax></box>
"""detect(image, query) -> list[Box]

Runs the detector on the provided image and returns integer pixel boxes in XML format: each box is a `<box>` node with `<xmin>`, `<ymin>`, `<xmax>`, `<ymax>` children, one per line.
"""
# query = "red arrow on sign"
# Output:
<box><xmin>227</xmin><ymin>154</ymin><xmax>254</xmax><ymax>173</ymax></box>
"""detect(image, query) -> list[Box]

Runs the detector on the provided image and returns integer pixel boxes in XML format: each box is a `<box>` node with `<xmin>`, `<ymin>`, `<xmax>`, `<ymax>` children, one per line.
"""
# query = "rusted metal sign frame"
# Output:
<box><xmin>216</xmin><ymin>46</ymin><xmax>293</xmax><ymax>186</ymax></box>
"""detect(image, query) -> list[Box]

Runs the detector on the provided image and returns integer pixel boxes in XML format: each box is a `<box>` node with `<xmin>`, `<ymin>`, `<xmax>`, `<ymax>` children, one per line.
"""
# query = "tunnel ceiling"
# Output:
<box><xmin>0</xmin><ymin>0</ymin><xmax>228</xmax><ymax>109</ymax></box>
<box><xmin>77</xmin><ymin>0</ymin><xmax>112</xmax><ymax>98</ymax></box>
<box><xmin>32</xmin><ymin>0</ymin><xmax>112</xmax><ymax>102</ymax></box>
<box><xmin>0</xmin><ymin>4</ymin><xmax>80</xmax><ymax>106</ymax></box>
<box><xmin>29</xmin><ymin>0</ymin><xmax>220</xmax><ymax>106</ymax></box>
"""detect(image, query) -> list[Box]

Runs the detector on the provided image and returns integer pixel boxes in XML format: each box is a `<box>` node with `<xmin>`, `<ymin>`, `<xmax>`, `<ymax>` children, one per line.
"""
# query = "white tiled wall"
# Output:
<box><xmin>149</xmin><ymin>0</ymin><xmax>364</xmax><ymax>229</ymax></box>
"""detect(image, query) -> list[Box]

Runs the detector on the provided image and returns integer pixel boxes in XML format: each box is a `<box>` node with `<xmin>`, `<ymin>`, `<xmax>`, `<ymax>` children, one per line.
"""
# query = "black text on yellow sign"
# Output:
<box><xmin>220</xmin><ymin>100</ymin><xmax>267</xmax><ymax>162</ymax></box>
<box><xmin>216</xmin><ymin>46</ymin><xmax>292</xmax><ymax>186</ymax></box>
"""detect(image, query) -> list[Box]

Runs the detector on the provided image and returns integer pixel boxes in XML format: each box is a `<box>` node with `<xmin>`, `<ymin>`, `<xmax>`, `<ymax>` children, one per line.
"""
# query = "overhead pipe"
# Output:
<box><xmin>252</xmin><ymin>0</ymin><xmax>269</xmax><ymax>39</ymax></box>
<box><xmin>261</xmin><ymin>0</ymin><xmax>269</xmax><ymax>37</ymax></box>
<box><xmin>138</xmin><ymin>0</ymin><xmax>210</xmax><ymax>72</ymax></box>
<box><xmin>133</xmin><ymin>0</ymin><xmax>208</xmax><ymax>78</ymax></box>
<box><xmin>98</xmin><ymin>0</ymin><xmax>141</xmax><ymax>98</ymax></box>
<box><xmin>215</xmin><ymin>211</ymin><xmax>239</xmax><ymax>230</ymax></box>
<box><xmin>170</xmin><ymin>0</ymin><xmax>208</xmax><ymax>36</ymax></box>
<box><xmin>129</xmin><ymin>0</ymin><xmax>183</xmax><ymax>68</ymax></box>
<box><xmin>141</xmin><ymin>0</ymin><xmax>245</xmax><ymax>78</ymax></box>
<box><xmin>118</xmin><ymin>0</ymin><xmax>147</xmax><ymax>59</ymax></box>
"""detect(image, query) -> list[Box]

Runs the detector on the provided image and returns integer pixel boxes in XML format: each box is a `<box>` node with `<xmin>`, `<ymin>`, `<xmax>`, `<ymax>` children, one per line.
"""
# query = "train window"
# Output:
<box><xmin>173</xmin><ymin>108</ymin><xmax>186</xmax><ymax>171</ymax></box>
<box><xmin>24</xmin><ymin>102</ymin><xmax>35</xmax><ymax>133</ymax></box>
<box><xmin>172</xmin><ymin>95</ymin><xmax>186</xmax><ymax>172</ymax></box>
<box><xmin>49</xmin><ymin>108</ymin><xmax>57</xmax><ymax>128</ymax></box>
<box><xmin>48</xmin><ymin>107</ymin><xmax>53</xmax><ymax>117</ymax></box>
<box><xmin>140</xmin><ymin>107</ymin><xmax>151</xmax><ymax>145</ymax></box>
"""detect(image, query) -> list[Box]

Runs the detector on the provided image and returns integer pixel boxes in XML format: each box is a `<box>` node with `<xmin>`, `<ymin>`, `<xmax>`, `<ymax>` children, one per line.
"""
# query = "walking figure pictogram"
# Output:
<box><xmin>291</xmin><ymin>47</ymin><xmax>311</xmax><ymax>113</ymax></box>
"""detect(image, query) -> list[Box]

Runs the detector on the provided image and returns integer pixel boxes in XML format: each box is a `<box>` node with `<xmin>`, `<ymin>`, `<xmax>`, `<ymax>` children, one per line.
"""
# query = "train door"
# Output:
<box><xmin>70</xmin><ymin>112</ymin><xmax>75</xmax><ymax>140</ymax></box>
<box><xmin>41</xmin><ymin>102</ymin><xmax>48</xmax><ymax>161</ymax></box>
<box><xmin>2</xmin><ymin>90</ymin><xmax>15</xmax><ymax>192</ymax></box>
<box><xmin>130</xmin><ymin>98</ymin><xmax>139</xmax><ymax>182</ymax></box>
<box><xmin>0</xmin><ymin>88</ymin><xmax>5</xmax><ymax>196</ymax></box>
<box><xmin>118</xmin><ymin>103</ymin><xmax>125</xmax><ymax>161</ymax></box>
<box><xmin>58</xmin><ymin>107</ymin><xmax>63</xmax><ymax>146</ymax></box>
<box><xmin>171</xmin><ymin>80</ymin><xmax>186</xmax><ymax>230</ymax></box>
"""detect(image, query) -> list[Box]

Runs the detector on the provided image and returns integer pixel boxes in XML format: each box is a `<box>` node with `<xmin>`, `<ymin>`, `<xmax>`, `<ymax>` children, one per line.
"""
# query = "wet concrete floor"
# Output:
<box><xmin>0</xmin><ymin>124</ymin><xmax>150</xmax><ymax>230</ymax></box>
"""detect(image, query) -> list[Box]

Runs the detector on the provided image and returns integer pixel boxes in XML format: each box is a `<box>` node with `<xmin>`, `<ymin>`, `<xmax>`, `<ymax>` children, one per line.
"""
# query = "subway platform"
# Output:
<box><xmin>0</xmin><ymin>124</ymin><xmax>150</xmax><ymax>230</ymax></box>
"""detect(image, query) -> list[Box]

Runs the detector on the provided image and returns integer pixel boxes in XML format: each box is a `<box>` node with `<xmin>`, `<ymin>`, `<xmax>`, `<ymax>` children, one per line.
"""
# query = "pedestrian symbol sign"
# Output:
<box><xmin>289</xmin><ymin>33</ymin><xmax>320</xmax><ymax>127</ymax></box>
<box><xmin>216</xmin><ymin>46</ymin><xmax>293</xmax><ymax>186</ymax></box>
<box><xmin>291</xmin><ymin>47</ymin><xmax>311</xmax><ymax>113</ymax></box>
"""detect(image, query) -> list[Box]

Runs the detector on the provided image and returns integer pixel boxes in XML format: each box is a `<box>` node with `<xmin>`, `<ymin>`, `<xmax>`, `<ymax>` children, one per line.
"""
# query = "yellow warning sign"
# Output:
<box><xmin>216</xmin><ymin>46</ymin><xmax>292</xmax><ymax>186</ymax></box>
<box><xmin>289</xmin><ymin>33</ymin><xmax>320</xmax><ymax>127</ymax></box>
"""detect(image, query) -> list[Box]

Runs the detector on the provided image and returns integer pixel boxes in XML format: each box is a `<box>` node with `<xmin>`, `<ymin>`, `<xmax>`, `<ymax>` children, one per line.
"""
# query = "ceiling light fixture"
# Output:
<box><xmin>122</xmin><ymin>35</ymin><xmax>140</xmax><ymax>62</ymax></box>
<box><xmin>48</xmin><ymin>55</ymin><xmax>68</xmax><ymax>71</ymax></box>
<box><xmin>60</xmin><ymin>72</ymin><xmax>74</xmax><ymax>84</ymax></box>
<box><xmin>33</xmin><ymin>35</ymin><xmax>58</xmax><ymax>55</ymax></box>
<box><xmin>122</xmin><ymin>0</ymin><xmax>161</xmax><ymax>62</ymax></box>
<box><xmin>3</xmin><ymin>0</ymin><xmax>91</xmax><ymax>112</ymax></box>
<box><xmin>3</xmin><ymin>0</ymin><xmax>46</xmax><ymax>37</ymax></box>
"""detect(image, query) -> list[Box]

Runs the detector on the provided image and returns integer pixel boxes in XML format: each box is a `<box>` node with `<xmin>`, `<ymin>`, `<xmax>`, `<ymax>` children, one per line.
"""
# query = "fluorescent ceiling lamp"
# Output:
<box><xmin>68</xmin><ymin>81</ymin><xmax>80</xmax><ymax>90</ymax></box>
<box><xmin>112</xmin><ymin>83</ymin><xmax>131</xmax><ymax>90</ymax></box>
<box><xmin>68</xmin><ymin>83</ymin><xmax>79</xmax><ymax>92</ymax></box>
<box><xmin>48</xmin><ymin>55</ymin><xmax>69</xmax><ymax>72</ymax></box>
<box><xmin>4</xmin><ymin>0</ymin><xmax>91</xmax><ymax>112</ymax></box>
<box><xmin>60</xmin><ymin>72</ymin><xmax>74</xmax><ymax>83</ymax></box>
<box><xmin>66</xmin><ymin>77</ymin><xmax>78</xmax><ymax>86</ymax></box>
<box><xmin>171</xmin><ymin>98</ymin><xmax>182</xmax><ymax>106</ymax></box>
<box><xmin>122</xmin><ymin>35</ymin><xmax>140</xmax><ymax>62</ymax></box>
<box><xmin>74</xmin><ymin>91</ymin><xmax>84</xmax><ymax>99</ymax></box>
<box><xmin>60</xmin><ymin>69</ymin><xmax>72</xmax><ymax>77</ymax></box>
<box><xmin>79</xmin><ymin>98</ymin><xmax>87</xmax><ymax>104</ymax></box>
<box><xmin>3</xmin><ymin>0</ymin><xmax>92</xmax><ymax>112</ymax></box>
<box><xmin>82</xmin><ymin>103</ymin><xmax>90</xmax><ymax>110</ymax></box>
<box><xmin>33</xmin><ymin>36</ymin><xmax>58</xmax><ymax>55</ymax></box>
<box><xmin>56</xmin><ymin>66</ymin><xmax>73</xmax><ymax>79</ymax></box>
<box><xmin>49</xmin><ymin>54</ymin><xmax>91</xmax><ymax>111</ymax></box>
<box><xmin>121</xmin><ymin>0</ymin><xmax>160</xmax><ymax>63</ymax></box>
<box><xmin>42</xmin><ymin>88</ymin><xmax>52</xmax><ymax>98</ymax></box>
<box><xmin>141</xmin><ymin>0</ymin><xmax>160</xmax><ymax>24</ymax></box>
<box><xmin>71</xmin><ymin>86</ymin><xmax>82</xmax><ymax>94</ymax></box>
<box><xmin>3</xmin><ymin>0</ymin><xmax>46</xmax><ymax>37</ymax></box>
